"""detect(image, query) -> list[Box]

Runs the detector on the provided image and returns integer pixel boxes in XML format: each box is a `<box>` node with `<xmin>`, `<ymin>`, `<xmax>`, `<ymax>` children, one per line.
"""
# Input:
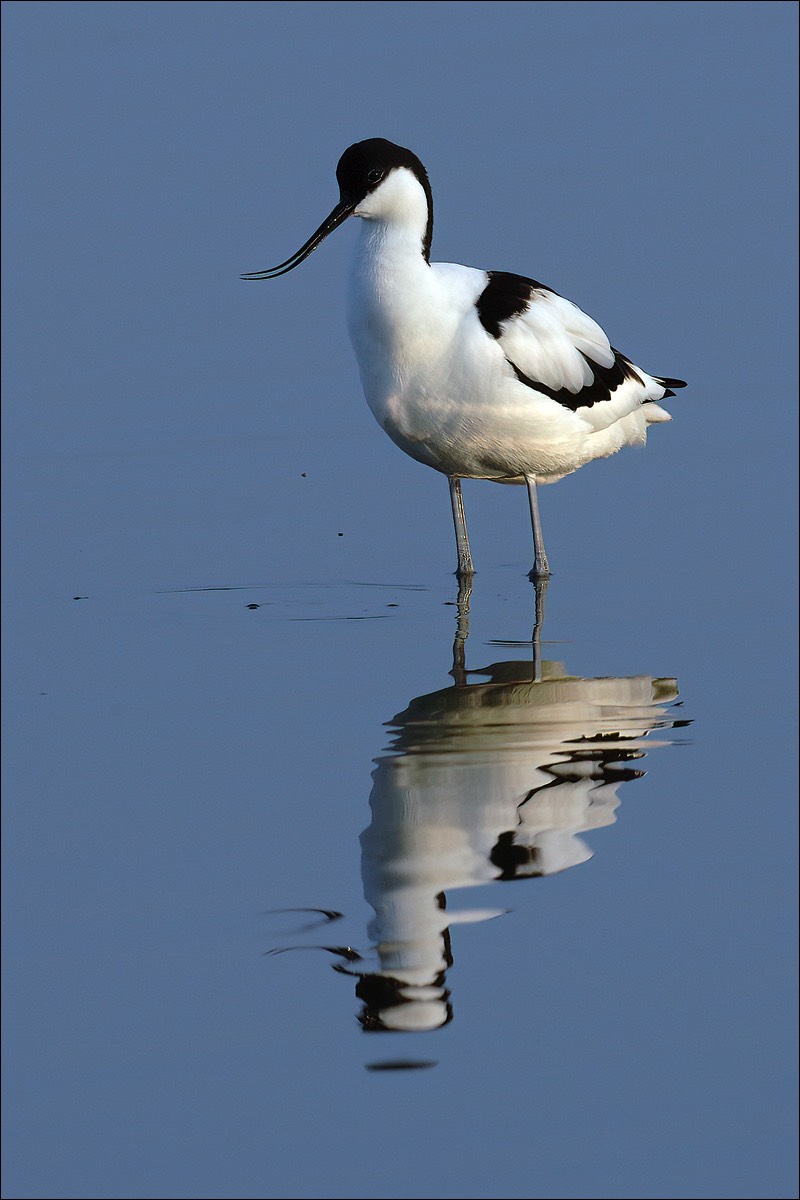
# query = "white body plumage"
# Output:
<box><xmin>347</xmin><ymin>166</ymin><xmax>671</xmax><ymax>486</ymax></box>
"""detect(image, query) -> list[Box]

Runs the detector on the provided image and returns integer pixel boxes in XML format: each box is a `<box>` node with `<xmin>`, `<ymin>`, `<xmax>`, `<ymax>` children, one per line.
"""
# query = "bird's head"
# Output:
<box><xmin>241</xmin><ymin>138</ymin><xmax>433</xmax><ymax>280</ymax></box>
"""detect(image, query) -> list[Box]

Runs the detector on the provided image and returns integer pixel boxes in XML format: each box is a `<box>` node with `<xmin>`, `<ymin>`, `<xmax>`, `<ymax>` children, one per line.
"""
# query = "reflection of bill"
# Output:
<box><xmin>355</xmin><ymin>661</ymin><xmax>683</xmax><ymax>1033</ymax></box>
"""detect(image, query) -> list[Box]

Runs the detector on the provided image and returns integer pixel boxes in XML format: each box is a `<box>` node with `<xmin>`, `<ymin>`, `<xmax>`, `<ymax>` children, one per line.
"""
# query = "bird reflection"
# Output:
<box><xmin>268</xmin><ymin>581</ymin><xmax>686</xmax><ymax>1041</ymax></box>
<box><xmin>348</xmin><ymin>581</ymin><xmax>683</xmax><ymax>1034</ymax></box>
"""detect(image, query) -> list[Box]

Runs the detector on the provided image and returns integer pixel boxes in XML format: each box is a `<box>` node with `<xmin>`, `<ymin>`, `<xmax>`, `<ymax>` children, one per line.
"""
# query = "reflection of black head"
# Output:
<box><xmin>355</xmin><ymin>973</ymin><xmax>453</xmax><ymax>1033</ymax></box>
<box><xmin>490</xmin><ymin>832</ymin><xmax>546</xmax><ymax>881</ymax></box>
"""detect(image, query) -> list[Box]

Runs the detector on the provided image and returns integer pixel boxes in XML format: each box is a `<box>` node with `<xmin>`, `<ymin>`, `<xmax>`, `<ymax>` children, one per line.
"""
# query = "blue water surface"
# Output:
<box><xmin>3</xmin><ymin>4</ymin><xmax>797</xmax><ymax>1198</ymax></box>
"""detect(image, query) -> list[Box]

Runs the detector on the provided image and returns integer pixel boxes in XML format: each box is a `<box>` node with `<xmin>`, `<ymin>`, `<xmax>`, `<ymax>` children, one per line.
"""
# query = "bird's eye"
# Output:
<box><xmin>367</xmin><ymin>169</ymin><xmax>384</xmax><ymax>183</ymax></box>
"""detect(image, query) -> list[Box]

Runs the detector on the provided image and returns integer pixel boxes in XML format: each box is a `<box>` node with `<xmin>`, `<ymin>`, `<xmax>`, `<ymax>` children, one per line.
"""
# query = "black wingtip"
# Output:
<box><xmin>658</xmin><ymin>376</ymin><xmax>687</xmax><ymax>389</ymax></box>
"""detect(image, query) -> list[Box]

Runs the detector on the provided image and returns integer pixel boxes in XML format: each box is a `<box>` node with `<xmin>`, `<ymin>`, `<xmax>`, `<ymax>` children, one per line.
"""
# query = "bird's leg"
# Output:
<box><xmin>531</xmin><ymin>575</ymin><xmax>548</xmax><ymax>683</ymax></box>
<box><xmin>450</xmin><ymin>576</ymin><xmax>473</xmax><ymax>686</ymax></box>
<box><xmin>449</xmin><ymin>477</ymin><xmax>475</xmax><ymax>577</ymax></box>
<box><xmin>525</xmin><ymin>475</ymin><xmax>551</xmax><ymax>580</ymax></box>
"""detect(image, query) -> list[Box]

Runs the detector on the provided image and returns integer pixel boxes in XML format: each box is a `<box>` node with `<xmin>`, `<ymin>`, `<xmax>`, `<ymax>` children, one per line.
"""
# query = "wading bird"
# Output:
<box><xmin>242</xmin><ymin>139</ymin><xmax>685</xmax><ymax>578</ymax></box>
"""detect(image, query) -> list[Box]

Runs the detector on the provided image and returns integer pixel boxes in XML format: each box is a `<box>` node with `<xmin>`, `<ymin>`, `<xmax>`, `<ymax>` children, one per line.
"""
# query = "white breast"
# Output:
<box><xmin>347</xmin><ymin>235</ymin><xmax>593</xmax><ymax>480</ymax></box>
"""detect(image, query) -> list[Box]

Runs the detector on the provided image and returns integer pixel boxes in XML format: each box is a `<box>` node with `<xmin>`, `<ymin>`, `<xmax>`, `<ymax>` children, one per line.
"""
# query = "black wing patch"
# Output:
<box><xmin>510</xmin><ymin>350</ymin><xmax>644</xmax><ymax>412</ymax></box>
<box><xmin>475</xmin><ymin>270</ymin><xmax>556</xmax><ymax>338</ymax></box>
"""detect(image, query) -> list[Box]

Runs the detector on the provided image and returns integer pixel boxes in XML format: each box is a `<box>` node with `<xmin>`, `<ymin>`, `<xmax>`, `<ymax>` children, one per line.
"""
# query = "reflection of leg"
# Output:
<box><xmin>525</xmin><ymin>475</ymin><xmax>551</xmax><ymax>580</ymax></box>
<box><xmin>451</xmin><ymin>576</ymin><xmax>473</xmax><ymax>686</ymax></box>
<box><xmin>449</xmin><ymin>477</ymin><xmax>475</xmax><ymax>578</ymax></box>
<box><xmin>531</xmin><ymin>575</ymin><xmax>548</xmax><ymax>683</ymax></box>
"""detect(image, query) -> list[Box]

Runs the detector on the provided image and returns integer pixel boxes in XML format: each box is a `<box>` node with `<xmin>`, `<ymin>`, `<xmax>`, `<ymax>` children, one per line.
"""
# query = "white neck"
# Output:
<box><xmin>351</xmin><ymin>167</ymin><xmax>431</xmax><ymax>264</ymax></box>
<box><xmin>347</xmin><ymin>213</ymin><xmax>438</xmax><ymax>378</ymax></box>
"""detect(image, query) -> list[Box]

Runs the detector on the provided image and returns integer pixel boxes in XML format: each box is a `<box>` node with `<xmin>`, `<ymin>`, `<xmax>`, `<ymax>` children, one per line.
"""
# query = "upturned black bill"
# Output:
<box><xmin>240</xmin><ymin>201</ymin><xmax>354</xmax><ymax>280</ymax></box>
